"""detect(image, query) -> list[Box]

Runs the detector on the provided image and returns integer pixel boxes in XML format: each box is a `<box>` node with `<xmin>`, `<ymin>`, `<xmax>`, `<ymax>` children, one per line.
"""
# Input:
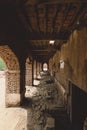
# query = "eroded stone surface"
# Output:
<box><xmin>25</xmin><ymin>71</ymin><xmax>64</xmax><ymax>130</ymax></box>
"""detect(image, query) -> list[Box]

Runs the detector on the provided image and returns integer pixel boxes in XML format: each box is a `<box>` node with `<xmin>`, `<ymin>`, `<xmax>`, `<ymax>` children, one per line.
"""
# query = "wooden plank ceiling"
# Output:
<box><xmin>21</xmin><ymin>0</ymin><xmax>87</xmax><ymax>62</ymax></box>
<box><xmin>0</xmin><ymin>0</ymin><xmax>87</xmax><ymax>62</ymax></box>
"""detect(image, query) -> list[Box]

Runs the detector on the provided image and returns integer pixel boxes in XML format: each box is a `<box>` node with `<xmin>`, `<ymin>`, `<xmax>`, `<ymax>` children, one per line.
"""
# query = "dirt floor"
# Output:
<box><xmin>0</xmin><ymin>71</ymin><xmax>71</xmax><ymax>130</ymax></box>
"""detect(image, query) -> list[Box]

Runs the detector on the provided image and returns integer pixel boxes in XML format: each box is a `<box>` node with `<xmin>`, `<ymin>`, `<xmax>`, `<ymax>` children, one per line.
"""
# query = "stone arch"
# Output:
<box><xmin>0</xmin><ymin>45</ymin><xmax>20</xmax><ymax>107</ymax></box>
<box><xmin>0</xmin><ymin>46</ymin><xmax>19</xmax><ymax>70</ymax></box>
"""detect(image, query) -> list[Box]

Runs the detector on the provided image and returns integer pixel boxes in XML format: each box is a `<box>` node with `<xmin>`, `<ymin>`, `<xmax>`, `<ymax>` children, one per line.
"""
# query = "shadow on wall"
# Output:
<box><xmin>83</xmin><ymin>59</ymin><xmax>87</xmax><ymax>89</ymax></box>
<box><xmin>68</xmin><ymin>82</ymin><xmax>87</xmax><ymax>130</ymax></box>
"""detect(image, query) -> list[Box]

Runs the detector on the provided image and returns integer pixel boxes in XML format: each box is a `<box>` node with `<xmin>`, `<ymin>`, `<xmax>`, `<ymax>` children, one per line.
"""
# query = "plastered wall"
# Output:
<box><xmin>49</xmin><ymin>27</ymin><xmax>87</xmax><ymax>93</ymax></box>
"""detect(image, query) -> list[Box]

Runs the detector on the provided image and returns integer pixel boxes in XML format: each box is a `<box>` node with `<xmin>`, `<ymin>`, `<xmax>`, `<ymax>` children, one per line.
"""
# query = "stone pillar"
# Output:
<box><xmin>37</xmin><ymin>62</ymin><xmax>40</xmax><ymax>75</ymax></box>
<box><xmin>34</xmin><ymin>60</ymin><xmax>37</xmax><ymax>79</ymax></box>
<box><xmin>41</xmin><ymin>63</ymin><xmax>43</xmax><ymax>71</ymax></box>
<box><xmin>20</xmin><ymin>61</ymin><xmax>26</xmax><ymax>104</ymax></box>
<box><xmin>6</xmin><ymin>70</ymin><xmax>21</xmax><ymax>107</ymax></box>
<box><xmin>39</xmin><ymin>62</ymin><xmax>42</xmax><ymax>72</ymax></box>
<box><xmin>32</xmin><ymin>59</ymin><xmax>34</xmax><ymax>85</ymax></box>
<box><xmin>83</xmin><ymin>118</ymin><xmax>87</xmax><ymax>130</ymax></box>
<box><xmin>26</xmin><ymin>60</ymin><xmax>33</xmax><ymax>86</ymax></box>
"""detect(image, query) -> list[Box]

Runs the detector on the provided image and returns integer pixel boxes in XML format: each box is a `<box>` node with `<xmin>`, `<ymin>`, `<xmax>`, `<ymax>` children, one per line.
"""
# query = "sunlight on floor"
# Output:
<box><xmin>25</xmin><ymin>86</ymin><xmax>38</xmax><ymax>98</ymax></box>
<box><xmin>33</xmin><ymin>79</ymin><xmax>40</xmax><ymax>86</ymax></box>
<box><xmin>0</xmin><ymin>107</ymin><xmax>27</xmax><ymax>130</ymax></box>
<box><xmin>0</xmin><ymin>71</ymin><xmax>5</xmax><ymax>108</ymax></box>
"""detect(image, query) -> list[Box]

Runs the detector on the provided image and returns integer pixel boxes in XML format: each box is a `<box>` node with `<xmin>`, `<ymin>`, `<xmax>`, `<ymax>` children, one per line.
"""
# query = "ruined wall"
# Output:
<box><xmin>49</xmin><ymin>27</ymin><xmax>87</xmax><ymax>93</ymax></box>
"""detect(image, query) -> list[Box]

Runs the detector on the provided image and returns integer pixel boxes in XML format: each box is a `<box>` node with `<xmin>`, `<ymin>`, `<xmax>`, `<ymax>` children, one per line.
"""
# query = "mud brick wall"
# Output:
<box><xmin>49</xmin><ymin>28</ymin><xmax>87</xmax><ymax>93</ymax></box>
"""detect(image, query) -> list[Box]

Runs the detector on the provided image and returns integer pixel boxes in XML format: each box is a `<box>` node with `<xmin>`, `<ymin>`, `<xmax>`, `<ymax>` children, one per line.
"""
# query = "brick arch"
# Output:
<box><xmin>0</xmin><ymin>45</ymin><xmax>20</xmax><ymax>107</ymax></box>
<box><xmin>0</xmin><ymin>45</ymin><xmax>19</xmax><ymax>70</ymax></box>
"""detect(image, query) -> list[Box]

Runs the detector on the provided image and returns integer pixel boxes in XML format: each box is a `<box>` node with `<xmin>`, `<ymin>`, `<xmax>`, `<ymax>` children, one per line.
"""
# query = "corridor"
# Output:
<box><xmin>0</xmin><ymin>1</ymin><xmax>87</xmax><ymax>130</ymax></box>
<box><xmin>0</xmin><ymin>71</ymin><xmax>71</xmax><ymax>130</ymax></box>
<box><xmin>24</xmin><ymin>71</ymin><xmax>71</xmax><ymax>130</ymax></box>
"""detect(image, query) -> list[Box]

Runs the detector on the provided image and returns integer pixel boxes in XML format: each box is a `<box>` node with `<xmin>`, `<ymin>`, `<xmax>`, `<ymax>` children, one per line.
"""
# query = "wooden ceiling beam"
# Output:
<box><xmin>34</xmin><ymin>5</ymin><xmax>41</xmax><ymax>32</ymax></box>
<box><xmin>52</xmin><ymin>5</ymin><xmax>61</xmax><ymax>33</ymax></box>
<box><xmin>26</xmin><ymin>33</ymin><xmax>68</xmax><ymax>40</ymax></box>
<box><xmin>32</xmin><ymin>49</ymin><xmax>56</xmax><ymax>52</ymax></box>
<box><xmin>45</xmin><ymin>5</ymin><xmax>48</xmax><ymax>33</ymax></box>
<box><xmin>69</xmin><ymin>4</ymin><xmax>87</xmax><ymax>28</ymax></box>
<box><xmin>16</xmin><ymin>7</ymin><xmax>32</xmax><ymax>32</ymax></box>
<box><xmin>32</xmin><ymin>50</ymin><xmax>49</xmax><ymax>52</ymax></box>
<box><xmin>23</xmin><ymin>0</ymin><xmax>87</xmax><ymax>6</ymax></box>
<box><xmin>20</xmin><ymin>1</ymin><xmax>35</xmax><ymax>32</ymax></box>
<box><xmin>58</xmin><ymin>3</ymin><xmax>71</xmax><ymax>33</ymax></box>
<box><xmin>38</xmin><ymin>0</ymin><xmax>87</xmax><ymax>5</ymax></box>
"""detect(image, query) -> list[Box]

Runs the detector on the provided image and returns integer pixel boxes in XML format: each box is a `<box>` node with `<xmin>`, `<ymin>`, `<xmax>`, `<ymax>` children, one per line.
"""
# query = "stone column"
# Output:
<box><xmin>32</xmin><ymin>59</ymin><xmax>34</xmax><ymax>85</ymax></box>
<box><xmin>83</xmin><ymin>118</ymin><xmax>87</xmax><ymax>130</ymax></box>
<box><xmin>36</xmin><ymin>61</ymin><xmax>38</xmax><ymax>77</ymax></box>
<box><xmin>20</xmin><ymin>61</ymin><xmax>26</xmax><ymax>104</ymax></box>
<box><xmin>26</xmin><ymin>60</ymin><xmax>33</xmax><ymax>86</ymax></box>
<box><xmin>37</xmin><ymin>62</ymin><xmax>40</xmax><ymax>76</ymax></box>
<box><xmin>6</xmin><ymin>70</ymin><xmax>21</xmax><ymax>107</ymax></box>
<box><xmin>34</xmin><ymin>60</ymin><xmax>37</xmax><ymax>79</ymax></box>
<box><xmin>39</xmin><ymin>62</ymin><xmax>42</xmax><ymax>72</ymax></box>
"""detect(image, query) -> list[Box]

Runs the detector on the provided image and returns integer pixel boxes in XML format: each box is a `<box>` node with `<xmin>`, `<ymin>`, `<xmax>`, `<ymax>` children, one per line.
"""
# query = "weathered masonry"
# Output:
<box><xmin>0</xmin><ymin>0</ymin><xmax>87</xmax><ymax>130</ymax></box>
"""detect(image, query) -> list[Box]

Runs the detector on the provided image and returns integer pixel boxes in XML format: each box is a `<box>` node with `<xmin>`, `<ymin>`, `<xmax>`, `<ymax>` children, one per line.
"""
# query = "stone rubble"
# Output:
<box><xmin>25</xmin><ymin>71</ymin><xmax>64</xmax><ymax>130</ymax></box>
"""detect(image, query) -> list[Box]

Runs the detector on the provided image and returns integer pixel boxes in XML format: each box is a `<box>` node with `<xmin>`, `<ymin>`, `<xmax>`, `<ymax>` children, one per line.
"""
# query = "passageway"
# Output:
<box><xmin>24</xmin><ymin>71</ymin><xmax>71</xmax><ymax>130</ymax></box>
<box><xmin>0</xmin><ymin>71</ymin><xmax>71</xmax><ymax>130</ymax></box>
<box><xmin>0</xmin><ymin>1</ymin><xmax>87</xmax><ymax>130</ymax></box>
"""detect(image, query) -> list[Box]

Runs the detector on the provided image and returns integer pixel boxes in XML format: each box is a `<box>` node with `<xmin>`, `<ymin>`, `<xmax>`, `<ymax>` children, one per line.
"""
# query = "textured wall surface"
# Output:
<box><xmin>49</xmin><ymin>27</ymin><xmax>87</xmax><ymax>93</ymax></box>
<box><xmin>26</xmin><ymin>57</ymin><xmax>33</xmax><ymax>86</ymax></box>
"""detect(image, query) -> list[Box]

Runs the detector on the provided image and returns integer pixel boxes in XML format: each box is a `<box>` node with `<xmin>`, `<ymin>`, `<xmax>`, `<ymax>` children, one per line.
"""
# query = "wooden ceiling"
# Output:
<box><xmin>0</xmin><ymin>0</ymin><xmax>87</xmax><ymax>62</ymax></box>
<box><xmin>20</xmin><ymin>0</ymin><xmax>87</xmax><ymax>62</ymax></box>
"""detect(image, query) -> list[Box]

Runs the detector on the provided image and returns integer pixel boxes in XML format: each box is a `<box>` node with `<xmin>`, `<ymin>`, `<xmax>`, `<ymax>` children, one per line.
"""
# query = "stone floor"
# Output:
<box><xmin>0</xmin><ymin>71</ymin><xmax>71</xmax><ymax>130</ymax></box>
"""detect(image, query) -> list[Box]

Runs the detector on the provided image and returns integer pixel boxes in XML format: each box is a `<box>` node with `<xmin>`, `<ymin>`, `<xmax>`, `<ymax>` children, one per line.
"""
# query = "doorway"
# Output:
<box><xmin>43</xmin><ymin>63</ymin><xmax>48</xmax><ymax>71</ymax></box>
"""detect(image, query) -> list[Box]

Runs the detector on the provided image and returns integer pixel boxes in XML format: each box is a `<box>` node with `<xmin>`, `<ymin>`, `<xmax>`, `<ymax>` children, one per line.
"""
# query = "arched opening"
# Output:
<box><xmin>0</xmin><ymin>45</ymin><xmax>20</xmax><ymax>107</ymax></box>
<box><xmin>43</xmin><ymin>63</ymin><xmax>48</xmax><ymax>71</ymax></box>
<box><xmin>0</xmin><ymin>57</ymin><xmax>7</xmax><ymax>107</ymax></box>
